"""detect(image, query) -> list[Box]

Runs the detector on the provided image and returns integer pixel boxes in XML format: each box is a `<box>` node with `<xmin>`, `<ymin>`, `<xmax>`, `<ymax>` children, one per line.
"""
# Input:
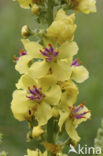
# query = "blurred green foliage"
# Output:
<box><xmin>0</xmin><ymin>0</ymin><xmax>103</xmax><ymax>156</ymax></box>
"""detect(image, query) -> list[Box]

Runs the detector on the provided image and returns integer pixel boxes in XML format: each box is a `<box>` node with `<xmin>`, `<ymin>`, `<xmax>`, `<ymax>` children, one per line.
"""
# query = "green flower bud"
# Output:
<box><xmin>21</xmin><ymin>25</ymin><xmax>32</xmax><ymax>38</ymax></box>
<box><xmin>32</xmin><ymin>4</ymin><xmax>39</xmax><ymax>14</ymax></box>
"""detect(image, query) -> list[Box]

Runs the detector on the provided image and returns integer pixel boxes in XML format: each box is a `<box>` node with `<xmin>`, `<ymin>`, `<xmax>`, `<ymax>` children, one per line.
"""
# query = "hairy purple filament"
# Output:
<box><xmin>40</xmin><ymin>44</ymin><xmax>58</xmax><ymax>62</ymax></box>
<box><xmin>14</xmin><ymin>49</ymin><xmax>27</xmax><ymax>62</ymax></box>
<box><xmin>70</xmin><ymin>102</ymin><xmax>90</xmax><ymax>119</ymax></box>
<box><xmin>27</xmin><ymin>85</ymin><xmax>45</xmax><ymax>102</ymax></box>
<box><xmin>71</xmin><ymin>58</ymin><xmax>81</xmax><ymax>66</ymax></box>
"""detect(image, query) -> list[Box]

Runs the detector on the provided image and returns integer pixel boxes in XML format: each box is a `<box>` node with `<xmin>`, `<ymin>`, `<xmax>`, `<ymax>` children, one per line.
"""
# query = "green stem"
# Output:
<box><xmin>47</xmin><ymin>118</ymin><xmax>55</xmax><ymax>144</ymax></box>
<box><xmin>47</xmin><ymin>0</ymin><xmax>54</xmax><ymax>26</ymax></box>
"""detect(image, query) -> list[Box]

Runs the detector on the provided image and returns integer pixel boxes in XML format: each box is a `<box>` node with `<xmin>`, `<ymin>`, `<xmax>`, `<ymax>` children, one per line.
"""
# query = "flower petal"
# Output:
<box><xmin>47</xmin><ymin>9</ymin><xmax>77</xmax><ymax>44</ymax></box>
<box><xmin>15</xmin><ymin>55</ymin><xmax>31</xmax><ymax>74</ymax></box>
<box><xmin>52</xmin><ymin>61</ymin><xmax>72</xmax><ymax>81</ymax></box>
<box><xmin>45</xmin><ymin>85</ymin><xmax>61</xmax><ymax>106</ymax></box>
<box><xmin>58</xmin><ymin>41</ymin><xmax>78</xmax><ymax>59</ymax></box>
<box><xmin>29</xmin><ymin>61</ymin><xmax>50</xmax><ymax>79</ymax></box>
<box><xmin>61</xmin><ymin>81</ymin><xmax>79</xmax><ymax>107</ymax></box>
<box><xmin>65</xmin><ymin>120</ymin><xmax>80</xmax><ymax>143</ymax></box>
<box><xmin>75</xmin><ymin>0</ymin><xmax>96</xmax><ymax>14</ymax></box>
<box><xmin>16</xmin><ymin>74</ymin><xmax>36</xmax><ymax>90</ymax></box>
<box><xmin>35</xmin><ymin>102</ymin><xmax>52</xmax><ymax>126</ymax></box>
<box><xmin>71</xmin><ymin>65</ymin><xmax>89</xmax><ymax>83</ymax></box>
<box><xmin>38</xmin><ymin>75</ymin><xmax>57</xmax><ymax>90</ymax></box>
<box><xmin>22</xmin><ymin>39</ymin><xmax>43</xmax><ymax>59</ymax></box>
<box><xmin>58</xmin><ymin>110</ymin><xmax>69</xmax><ymax>131</ymax></box>
<box><xmin>11</xmin><ymin>90</ymin><xmax>36</xmax><ymax>121</ymax></box>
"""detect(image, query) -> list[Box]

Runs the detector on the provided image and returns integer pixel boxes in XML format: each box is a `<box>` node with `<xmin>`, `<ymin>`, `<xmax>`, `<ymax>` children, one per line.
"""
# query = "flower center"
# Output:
<box><xmin>27</xmin><ymin>85</ymin><xmax>45</xmax><ymax>102</ymax></box>
<box><xmin>71</xmin><ymin>58</ymin><xmax>81</xmax><ymax>66</ymax></box>
<box><xmin>40</xmin><ymin>44</ymin><xmax>58</xmax><ymax>62</ymax></box>
<box><xmin>13</xmin><ymin>49</ymin><xmax>27</xmax><ymax>62</ymax></box>
<box><xmin>69</xmin><ymin>102</ymin><xmax>90</xmax><ymax>119</ymax></box>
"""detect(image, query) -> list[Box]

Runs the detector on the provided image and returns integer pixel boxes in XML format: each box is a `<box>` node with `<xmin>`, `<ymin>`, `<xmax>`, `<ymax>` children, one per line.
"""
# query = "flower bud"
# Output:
<box><xmin>32</xmin><ymin>4</ymin><xmax>39</xmax><ymax>14</ymax></box>
<box><xmin>32</xmin><ymin>126</ymin><xmax>44</xmax><ymax>137</ymax></box>
<box><xmin>21</xmin><ymin>25</ymin><xmax>32</xmax><ymax>38</ymax></box>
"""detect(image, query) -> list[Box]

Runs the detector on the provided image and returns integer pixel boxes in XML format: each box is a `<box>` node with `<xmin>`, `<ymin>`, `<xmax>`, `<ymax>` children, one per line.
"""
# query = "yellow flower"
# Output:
<box><xmin>25</xmin><ymin>149</ymin><xmax>47</xmax><ymax>156</ymax></box>
<box><xmin>68</xmin><ymin>0</ymin><xmax>96</xmax><ymax>14</ymax></box>
<box><xmin>11</xmin><ymin>74</ymin><xmax>61</xmax><ymax>125</ymax></box>
<box><xmin>70</xmin><ymin>58</ymin><xmax>89</xmax><ymax>83</ymax></box>
<box><xmin>21</xmin><ymin>39</ymin><xmax>78</xmax><ymax>81</ymax></box>
<box><xmin>15</xmin><ymin>39</ymin><xmax>42</xmax><ymax>74</ymax></box>
<box><xmin>59</xmin><ymin>80</ymin><xmax>79</xmax><ymax>107</ymax></box>
<box><xmin>32</xmin><ymin>126</ymin><xmax>44</xmax><ymax>137</ymax></box>
<box><xmin>46</xmin><ymin>9</ymin><xmax>77</xmax><ymax>44</ymax></box>
<box><xmin>58</xmin><ymin>102</ymin><xmax>91</xmax><ymax>143</ymax></box>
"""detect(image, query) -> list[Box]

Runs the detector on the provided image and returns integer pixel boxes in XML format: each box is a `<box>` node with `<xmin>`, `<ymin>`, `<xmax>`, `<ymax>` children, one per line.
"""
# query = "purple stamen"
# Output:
<box><xmin>14</xmin><ymin>49</ymin><xmax>27</xmax><ymax>62</ymax></box>
<box><xmin>40</xmin><ymin>44</ymin><xmax>59</xmax><ymax>62</ymax></box>
<box><xmin>75</xmin><ymin>112</ymin><xmax>88</xmax><ymax>119</ymax></box>
<box><xmin>73</xmin><ymin>105</ymin><xmax>84</xmax><ymax>113</ymax></box>
<box><xmin>27</xmin><ymin>85</ymin><xmax>45</xmax><ymax>102</ymax></box>
<box><xmin>69</xmin><ymin>102</ymin><xmax>90</xmax><ymax>119</ymax></box>
<box><xmin>71</xmin><ymin>58</ymin><xmax>81</xmax><ymax>67</ymax></box>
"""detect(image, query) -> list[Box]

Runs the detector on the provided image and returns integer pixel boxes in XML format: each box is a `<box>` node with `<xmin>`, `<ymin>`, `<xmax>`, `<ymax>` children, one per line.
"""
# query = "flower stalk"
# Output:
<box><xmin>47</xmin><ymin>0</ymin><xmax>54</xmax><ymax>26</ymax></box>
<box><xmin>11</xmin><ymin>0</ymin><xmax>97</xmax><ymax>156</ymax></box>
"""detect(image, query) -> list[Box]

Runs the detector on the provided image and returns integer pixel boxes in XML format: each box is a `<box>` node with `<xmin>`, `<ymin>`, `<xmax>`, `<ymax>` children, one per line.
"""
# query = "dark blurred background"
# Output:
<box><xmin>0</xmin><ymin>0</ymin><xmax>103</xmax><ymax>155</ymax></box>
